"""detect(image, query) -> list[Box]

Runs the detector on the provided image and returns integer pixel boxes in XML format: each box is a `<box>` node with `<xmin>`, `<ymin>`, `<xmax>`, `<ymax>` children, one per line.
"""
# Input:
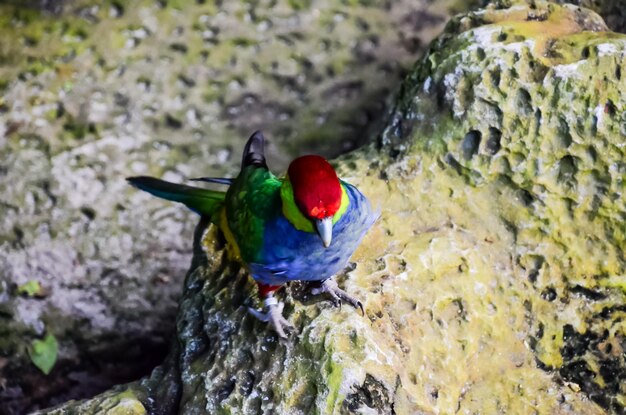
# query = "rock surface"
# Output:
<box><xmin>40</xmin><ymin>1</ymin><xmax>626</xmax><ymax>414</ymax></box>
<box><xmin>0</xmin><ymin>0</ymin><xmax>463</xmax><ymax>412</ymax></box>
<box><xmin>555</xmin><ymin>0</ymin><xmax>626</xmax><ymax>32</ymax></box>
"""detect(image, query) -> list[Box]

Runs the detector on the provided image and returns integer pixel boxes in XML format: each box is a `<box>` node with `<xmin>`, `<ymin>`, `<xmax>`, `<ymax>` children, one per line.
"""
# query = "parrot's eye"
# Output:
<box><xmin>309</xmin><ymin>206</ymin><xmax>326</xmax><ymax>219</ymax></box>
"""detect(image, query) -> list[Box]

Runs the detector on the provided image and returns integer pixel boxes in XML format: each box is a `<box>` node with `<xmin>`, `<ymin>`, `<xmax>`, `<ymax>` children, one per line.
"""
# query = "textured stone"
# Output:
<box><xmin>41</xmin><ymin>388</ymin><xmax>147</xmax><ymax>415</ymax></box>
<box><xmin>554</xmin><ymin>0</ymin><xmax>626</xmax><ymax>33</ymax></box>
<box><xmin>42</xmin><ymin>1</ymin><xmax>626</xmax><ymax>413</ymax></box>
<box><xmin>380</xmin><ymin>1</ymin><xmax>626</xmax><ymax>412</ymax></box>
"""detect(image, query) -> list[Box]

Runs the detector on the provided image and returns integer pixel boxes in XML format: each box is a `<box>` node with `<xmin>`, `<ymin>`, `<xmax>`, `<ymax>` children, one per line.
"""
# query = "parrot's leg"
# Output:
<box><xmin>310</xmin><ymin>279</ymin><xmax>365</xmax><ymax>316</ymax></box>
<box><xmin>247</xmin><ymin>283</ymin><xmax>294</xmax><ymax>339</ymax></box>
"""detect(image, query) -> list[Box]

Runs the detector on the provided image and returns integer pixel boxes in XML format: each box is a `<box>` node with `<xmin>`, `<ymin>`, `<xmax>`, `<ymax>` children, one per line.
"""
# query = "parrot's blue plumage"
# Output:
<box><xmin>250</xmin><ymin>181</ymin><xmax>376</xmax><ymax>285</ymax></box>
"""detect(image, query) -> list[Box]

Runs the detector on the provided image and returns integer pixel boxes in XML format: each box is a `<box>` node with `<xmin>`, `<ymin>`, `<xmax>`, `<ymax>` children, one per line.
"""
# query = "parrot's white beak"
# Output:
<box><xmin>315</xmin><ymin>217</ymin><xmax>333</xmax><ymax>248</ymax></box>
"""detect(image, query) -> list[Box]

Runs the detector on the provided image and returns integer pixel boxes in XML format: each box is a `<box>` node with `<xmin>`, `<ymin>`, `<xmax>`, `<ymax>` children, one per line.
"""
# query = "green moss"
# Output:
<box><xmin>324</xmin><ymin>354</ymin><xmax>344</xmax><ymax>414</ymax></box>
<box><xmin>17</xmin><ymin>280</ymin><xmax>43</xmax><ymax>297</ymax></box>
<box><xmin>287</xmin><ymin>0</ymin><xmax>312</xmax><ymax>10</ymax></box>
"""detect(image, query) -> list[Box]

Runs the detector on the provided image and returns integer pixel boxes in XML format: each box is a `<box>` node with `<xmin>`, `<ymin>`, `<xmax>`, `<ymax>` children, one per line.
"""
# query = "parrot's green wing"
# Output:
<box><xmin>127</xmin><ymin>176</ymin><xmax>225</xmax><ymax>221</ymax></box>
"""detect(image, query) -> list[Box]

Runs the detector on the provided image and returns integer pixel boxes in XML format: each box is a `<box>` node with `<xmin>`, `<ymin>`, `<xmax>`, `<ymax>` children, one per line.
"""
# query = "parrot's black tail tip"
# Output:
<box><xmin>242</xmin><ymin>130</ymin><xmax>267</xmax><ymax>169</ymax></box>
<box><xmin>126</xmin><ymin>176</ymin><xmax>160</xmax><ymax>190</ymax></box>
<box><xmin>126</xmin><ymin>176</ymin><xmax>140</xmax><ymax>187</ymax></box>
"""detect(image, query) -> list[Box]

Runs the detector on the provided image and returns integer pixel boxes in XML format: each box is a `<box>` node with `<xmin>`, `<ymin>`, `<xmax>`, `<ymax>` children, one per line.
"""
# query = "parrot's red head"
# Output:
<box><xmin>288</xmin><ymin>155</ymin><xmax>342</xmax><ymax>220</ymax></box>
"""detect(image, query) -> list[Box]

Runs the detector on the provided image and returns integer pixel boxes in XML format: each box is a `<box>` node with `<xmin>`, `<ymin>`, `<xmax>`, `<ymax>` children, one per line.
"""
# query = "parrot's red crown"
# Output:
<box><xmin>288</xmin><ymin>155</ymin><xmax>342</xmax><ymax>220</ymax></box>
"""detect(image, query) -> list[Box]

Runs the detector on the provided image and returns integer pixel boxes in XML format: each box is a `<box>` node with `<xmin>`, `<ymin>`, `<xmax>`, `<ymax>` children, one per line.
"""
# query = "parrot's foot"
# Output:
<box><xmin>310</xmin><ymin>279</ymin><xmax>365</xmax><ymax>316</ymax></box>
<box><xmin>248</xmin><ymin>296</ymin><xmax>294</xmax><ymax>339</ymax></box>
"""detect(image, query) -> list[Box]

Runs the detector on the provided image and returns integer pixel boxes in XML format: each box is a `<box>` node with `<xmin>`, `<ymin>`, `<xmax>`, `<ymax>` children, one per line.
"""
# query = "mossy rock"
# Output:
<box><xmin>382</xmin><ymin>0</ymin><xmax>626</xmax><ymax>412</ymax></box>
<box><xmin>41</xmin><ymin>1</ymin><xmax>626</xmax><ymax>413</ymax></box>
<box><xmin>553</xmin><ymin>0</ymin><xmax>626</xmax><ymax>33</ymax></box>
<box><xmin>42</xmin><ymin>388</ymin><xmax>147</xmax><ymax>415</ymax></box>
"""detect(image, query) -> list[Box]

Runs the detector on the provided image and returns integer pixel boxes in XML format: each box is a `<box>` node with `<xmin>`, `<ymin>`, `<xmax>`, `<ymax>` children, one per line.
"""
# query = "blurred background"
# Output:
<box><xmin>0</xmin><ymin>0</ymin><xmax>623</xmax><ymax>413</ymax></box>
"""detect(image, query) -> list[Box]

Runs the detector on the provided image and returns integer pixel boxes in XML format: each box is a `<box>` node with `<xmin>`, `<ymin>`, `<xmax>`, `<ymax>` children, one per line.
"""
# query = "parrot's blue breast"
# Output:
<box><xmin>249</xmin><ymin>182</ymin><xmax>377</xmax><ymax>286</ymax></box>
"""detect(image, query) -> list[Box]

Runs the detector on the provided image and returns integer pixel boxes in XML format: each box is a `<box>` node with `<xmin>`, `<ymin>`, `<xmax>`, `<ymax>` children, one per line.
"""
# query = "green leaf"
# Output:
<box><xmin>17</xmin><ymin>280</ymin><xmax>42</xmax><ymax>297</ymax></box>
<box><xmin>29</xmin><ymin>334</ymin><xmax>58</xmax><ymax>375</ymax></box>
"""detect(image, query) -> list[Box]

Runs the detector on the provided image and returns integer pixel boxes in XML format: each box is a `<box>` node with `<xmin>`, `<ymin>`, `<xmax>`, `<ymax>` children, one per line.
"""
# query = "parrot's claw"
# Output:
<box><xmin>248</xmin><ymin>297</ymin><xmax>294</xmax><ymax>339</ymax></box>
<box><xmin>311</xmin><ymin>279</ymin><xmax>365</xmax><ymax>316</ymax></box>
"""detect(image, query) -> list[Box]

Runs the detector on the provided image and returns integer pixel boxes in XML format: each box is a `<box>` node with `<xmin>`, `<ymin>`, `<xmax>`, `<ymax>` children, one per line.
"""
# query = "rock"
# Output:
<box><xmin>0</xmin><ymin>0</ymin><xmax>467</xmax><ymax>412</ymax></box>
<box><xmin>381</xmin><ymin>0</ymin><xmax>626</xmax><ymax>412</ymax></box>
<box><xmin>554</xmin><ymin>0</ymin><xmax>626</xmax><ymax>33</ymax></box>
<box><xmin>42</xmin><ymin>388</ymin><xmax>147</xmax><ymax>415</ymax></box>
<box><xmin>40</xmin><ymin>1</ymin><xmax>626</xmax><ymax>413</ymax></box>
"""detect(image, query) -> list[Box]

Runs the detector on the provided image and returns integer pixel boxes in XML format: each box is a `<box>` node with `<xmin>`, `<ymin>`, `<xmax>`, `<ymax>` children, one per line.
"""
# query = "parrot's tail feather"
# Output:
<box><xmin>127</xmin><ymin>176</ymin><xmax>225</xmax><ymax>219</ymax></box>
<box><xmin>242</xmin><ymin>130</ymin><xmax>267</xmax><ymax>169</ymax></box>
<box><xmin>189</xmin><ymin>177</ymin><xmax>234</xmax><ymax>185</ymax></box>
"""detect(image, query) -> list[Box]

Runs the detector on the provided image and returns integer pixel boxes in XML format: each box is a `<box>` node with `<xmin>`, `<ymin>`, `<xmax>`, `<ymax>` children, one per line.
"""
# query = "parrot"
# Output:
<box><xmin>127</xmin><ymin>131</ymin><xmax>377</xmax><ymax>338</ymax></box>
